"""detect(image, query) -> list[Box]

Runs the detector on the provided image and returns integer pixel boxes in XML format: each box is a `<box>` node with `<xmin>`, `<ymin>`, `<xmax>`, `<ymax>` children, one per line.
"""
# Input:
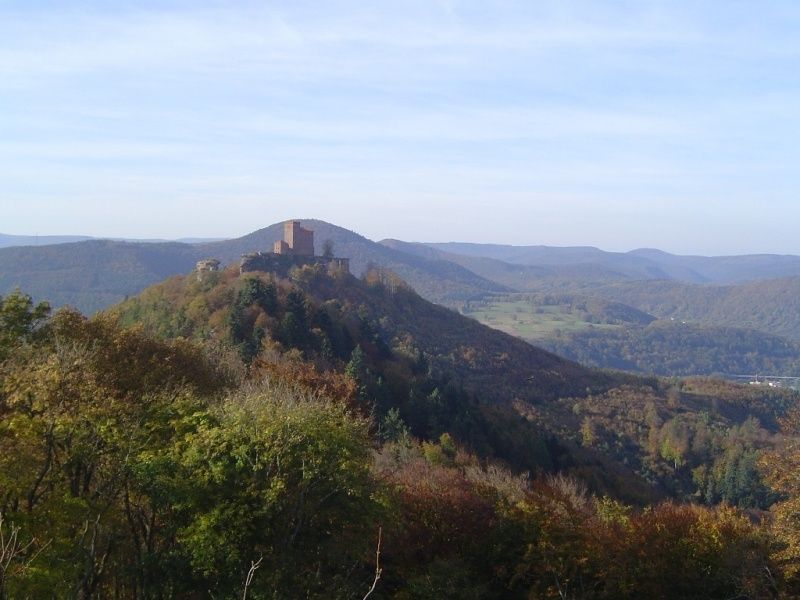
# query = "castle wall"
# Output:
<box><xmin>240</xmin><ymin>253</ymin><xmax>349</xmax><ymax>275</ymax></box>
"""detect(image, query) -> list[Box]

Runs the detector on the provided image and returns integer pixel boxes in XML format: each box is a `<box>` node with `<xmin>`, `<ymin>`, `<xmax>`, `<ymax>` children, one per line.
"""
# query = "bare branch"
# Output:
<box><xmin>0</xmin><ymin>512</ymin><xmax>50</xmax><ymax>598</ymax></box>
<box><xmin>242</xmin><ymin>555</ymin><xmax>263</xmax><ymax>600</ymax></box>
<box><xmin>363</xmin><ymin>527</ymin><xmax>382</xmax><ymax>600</ymax></box>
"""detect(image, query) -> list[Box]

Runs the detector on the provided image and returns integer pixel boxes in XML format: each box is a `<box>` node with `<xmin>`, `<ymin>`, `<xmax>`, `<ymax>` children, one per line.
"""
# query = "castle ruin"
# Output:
<box><xmin>195</xmin><ymin>258</ymin><xmax>221</xmax><ymax>281</ymax></box>
<box><xmin>273</xmin><ymin>221</ymin><xmax>315</xmax><ymax>256</ymax></box>
<box><xmin>193</xmin><ymin>221</ymin><xmax>348</xmax><ymax>279</ymax></box>
<box><xmin>240</xmin><ymin>220</ymin><xmax>349</xmax><ymax>275</ymax></box>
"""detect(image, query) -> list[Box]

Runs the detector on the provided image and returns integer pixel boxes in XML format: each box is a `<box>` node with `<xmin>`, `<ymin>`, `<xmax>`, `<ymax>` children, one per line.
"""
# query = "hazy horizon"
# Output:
<box><xmin>5</xmin><ymin>219</ymin><xmax>800</xmax><ymax>259</ymax></box>
<box><xmin>3</xmin><ymin>1</ymin><xmax>800</xmax><ymax>255</ymax></box>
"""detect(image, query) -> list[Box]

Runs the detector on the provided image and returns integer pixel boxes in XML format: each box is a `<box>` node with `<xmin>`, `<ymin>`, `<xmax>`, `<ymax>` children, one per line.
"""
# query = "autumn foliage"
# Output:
<box><xmin>0</xmin><ymin>274</ymin><xmax>797</xmax><ymax>598</ymax></box>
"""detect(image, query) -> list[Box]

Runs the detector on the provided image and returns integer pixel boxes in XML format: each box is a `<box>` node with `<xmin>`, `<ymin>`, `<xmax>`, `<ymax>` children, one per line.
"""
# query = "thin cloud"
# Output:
<box><xmin>1</xmin><ymin>1</ymin><xmax>799</xmax><ymax>252</ymax></box>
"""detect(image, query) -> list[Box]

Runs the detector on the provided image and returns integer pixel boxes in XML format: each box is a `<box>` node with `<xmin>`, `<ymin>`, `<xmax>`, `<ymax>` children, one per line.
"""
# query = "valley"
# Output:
<box><xmin>6</xmin><ymin>3</ymin><xmax>798</xmax><ymax>595</ymax></box>
<box><xmin>3</xmin><ymin>220</ymin><xmax>800</xmax><ymax>597</ymax></box>
<box><xmin>5</xmin><ymin>218</ymin><xmax>800</xmax><ymax>383</ymax></box>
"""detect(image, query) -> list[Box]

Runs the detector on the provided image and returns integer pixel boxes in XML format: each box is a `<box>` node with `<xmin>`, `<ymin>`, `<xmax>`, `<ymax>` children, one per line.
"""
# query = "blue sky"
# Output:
<box><xmin>1</xmin><ymin>0</ymin><xmax>799</xmax><ymax>254</ymax></box>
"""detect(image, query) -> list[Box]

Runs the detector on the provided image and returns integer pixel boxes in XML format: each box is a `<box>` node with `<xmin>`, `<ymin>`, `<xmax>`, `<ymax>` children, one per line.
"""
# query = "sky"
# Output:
<box><xmin>1</xmin><ymin>0</ymin><xmax>799</xmax><ymax>255</ymax></box>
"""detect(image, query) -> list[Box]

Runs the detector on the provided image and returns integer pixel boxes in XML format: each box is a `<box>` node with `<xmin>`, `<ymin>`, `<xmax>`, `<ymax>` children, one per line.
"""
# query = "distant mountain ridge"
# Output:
<box><xmin>381</xmin><ymin>239</ymin><xmax>636</xmax><ymax>289</ymax></box>
<box><xmin>0</xmin><ymin>220</ymin><xmax>506</xmax><ymax>314</ymax></box>
<box><xmin>0</xmin><ymin>232</ymin><xmax>225</xmax><ymax>249</ymax></box>
<box><xmin>424</xmin><ymin>242</ymin><xmax>800</xmax><ymax>284</ymax></box>
<box><xmin>0</xmin><ymin>233</ymin><xmax>94</xmax><ymax>248</ymax></box>
<box><xmin>5</xmin><ymin>219</ymin><xmax>800</xmax><ymax>360</ymax></box>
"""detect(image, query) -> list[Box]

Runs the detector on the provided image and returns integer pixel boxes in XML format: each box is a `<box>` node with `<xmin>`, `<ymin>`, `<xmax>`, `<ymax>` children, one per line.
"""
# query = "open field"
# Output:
<box><xmin>463</xmin><ymin>296</ymin><xmax>622</xmax><ymax>341</ymax></box>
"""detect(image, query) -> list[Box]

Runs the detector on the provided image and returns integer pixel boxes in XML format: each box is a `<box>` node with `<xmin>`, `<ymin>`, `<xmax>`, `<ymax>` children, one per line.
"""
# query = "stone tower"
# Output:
<box><xmin>276</xmin><ymin>220</ymin><xmax>314</xmax><ymax>256</ymax></box>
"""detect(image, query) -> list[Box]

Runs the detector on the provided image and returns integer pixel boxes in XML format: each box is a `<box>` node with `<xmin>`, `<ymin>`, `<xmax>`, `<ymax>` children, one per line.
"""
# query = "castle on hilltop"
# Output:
<box><xmin>194</xmin><ymin>221</ymin><xmax>349</xmax><ymax>277</ymax></box>
<box><xmin>272</xmin><ymin>221</ymin><xmax>315</xmax><ymax>257</ymax></box>
<box><xmin>238</xmin><ymin>220</ymin><xmax>349</xmax><ymax>275</ymax></box>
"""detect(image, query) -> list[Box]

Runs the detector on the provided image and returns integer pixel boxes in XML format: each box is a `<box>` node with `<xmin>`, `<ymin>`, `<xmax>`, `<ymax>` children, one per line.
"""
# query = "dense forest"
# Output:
<box><xmin>581</xmin><ymin>277</ymin><xmax>800</xmax><ymax>343</ymax></box>
<box><xmin>4</xmin><ymin>262</ymin><xmax>800</xmax><ymax>598</ymax></box>
<box><xmin>542</xmin><ymin>321</ymin><xmax>800</xmax><ymax>377</ymax></box>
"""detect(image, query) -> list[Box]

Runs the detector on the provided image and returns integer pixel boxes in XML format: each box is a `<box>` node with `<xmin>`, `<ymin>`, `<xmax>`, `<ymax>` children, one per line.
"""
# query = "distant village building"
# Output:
<box><xmin>240</xmin><ymin>220</ymin><xmax>350</xmax><ymax>275</ymax></box>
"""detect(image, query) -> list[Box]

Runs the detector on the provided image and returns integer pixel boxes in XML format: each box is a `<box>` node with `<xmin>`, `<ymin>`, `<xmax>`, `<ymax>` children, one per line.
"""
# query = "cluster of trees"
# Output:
<box><xmin>542</xmin><ymin>320</ymin><xmax>800</xmax><ymax>377</ymax></box>
<box><xmin>0</xmin><ymin>290</ymin><xmax>786</xmax><ymax>597</ymax></box>
<box><xmin>538</xmin><ymin>378</ymin><xmax>798</xmax><ymax>509</ymax></box>
<box><xmin>0</xmin><ymin>291</ymin><xmax>381</xmax><ymax>598</ymax></box>
<box><xmin>375</xmin><ymin>438</ymin><xmax>779</xmax><ymax>599</ymax></box>
<box><xmin>6</xmin><ymin>260</ymin><xmax>800</xmax><ymax>597</ymax></box>
<box><xmin>111</xmin><ymin>264</ymin><xmax>597</xmax><ymax>471</ymax></box>
<box><xmin>646</xmin><ymin>412</ymin><xmax>772</xmax><ymax>507</ymax></box>
<box><xmin>583</xmin><ymin>277</ymin><xmax>800</xmax><ymax>343</ymax></box>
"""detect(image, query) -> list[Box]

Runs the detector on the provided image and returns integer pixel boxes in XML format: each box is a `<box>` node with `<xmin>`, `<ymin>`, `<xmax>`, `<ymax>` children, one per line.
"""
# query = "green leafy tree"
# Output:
<box><xmin>0</xmin><ymin>290</ymin><xmax>50</xmax><ymax>360</ymax></box>
<box><xmin>167</xmin><ymin>383</ymin><xmax>381</xmax><ymax>597</ymax></box>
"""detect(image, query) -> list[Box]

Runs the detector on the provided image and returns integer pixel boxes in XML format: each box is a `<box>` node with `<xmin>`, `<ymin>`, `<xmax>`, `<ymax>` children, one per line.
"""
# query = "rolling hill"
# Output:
<box><xmin>0</xmin><ymin>220</ymin><xmax>505</xmax><ymax>314</ymax></box>
<box><xmin>460</xmin><ymin>291</ymin><xmax>800</xmax><ymax>378</ymax></box>
<box><xmin>197</xmin><ymin>220</ymin><xmax>507</xmax><ymax>303</ymax></box>
<box><xmin>0</xmin><ymin>240</ymin><xmax>202</xmax><ymax>314</ymax></box>
<box><xmin>582</xmin><ymin>277</ymin><xmax>800</xmax><ymax>343</ymax></box>
<box><xmin>106</xmin><ymin>257</ymin><xmax>800</xmax><ymax>507</ymax></box>
<box><xmin>380</xmin><ymin>238</ymin><xmax>635</xmax><ymax>290</ymax></box>
<box><xmin>540</xmin><ymin>320</ymin><xmax>800</xmax><ymax>377</ymax></box>
<box><xmin>0</xmin><ymin>233</ymin><xmax>94</xmax><ymax>248</ymax></box>
<box><xmin>426</xmin><ymin>242</ymin><xmax>800</xmax><ymax>284</ymax></box>
<box><xmin>388</xmin><ymin>240</ymin><xmax>800</xmax><ymax>362</ymax></box>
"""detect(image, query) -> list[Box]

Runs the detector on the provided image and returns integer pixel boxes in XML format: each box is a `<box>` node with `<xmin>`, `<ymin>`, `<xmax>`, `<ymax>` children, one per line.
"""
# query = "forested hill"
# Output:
<box><xmin>112</xmin><ymin>262</ymin><xmax>609</xmax><ymax>406</ymax></box>
<box><xmin>110</xmin><ymin>261</ymin><xmax>627</xmax><ymax>496</ymax></box>
<box><xmin>541</xmin><ymin>320</ymin><xmax>800</xmax><ymax>377</ymax></box>
<box><xmin>198</xmin><ymin>220</ymin><xmax>506</xmax><ymax>303</ymax></box>
<box><xmin>109</xmin><ymin>261</ymin><xmax>800</xmax><ymax>507</ymax></box>
<box><xmin>0</xmin><ymin>220</ymin><xmax>505</xmax><ymax>314</ymax></box>
<box><xmin>0</xmin><ymin>240</ymin><xmax>202</xmax><ymax>314</ymax></box>
<box><xmin>583</xmin><ymin>277</ymin><xmax>800</xmax><ymax>343</ymax></box>
<box><xmin>4</xmin><ymin>278</ymin><xmax>800</xmax><ymax>596</ymax></box>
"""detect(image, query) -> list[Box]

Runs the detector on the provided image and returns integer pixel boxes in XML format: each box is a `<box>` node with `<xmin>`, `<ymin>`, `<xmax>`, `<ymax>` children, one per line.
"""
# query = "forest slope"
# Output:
<box><xmin>0</xmin><ymin>240</ymin><xmax>202</xmax><ymax>314</ymax></box>
<box><xmin>462</xmin><ymin>293</ymin><xmax>800</xmax><ymax>378</ymax></box>
<box><xmin>541</xmin><ymin>321</ymin><xmax>800</xmax><ymax>377</ymax></box>
<box><xmin>1</xmin><ymin>286</ymin><xmax>792</xmax><ymax>598</ymax></box>
<box><xmin>584</xmin><ymin>277</ymin><xmax>800</xmax><ymax>343</ymax></box>
<box><xmin>113</xmin><ymin>264</ymin><xmax>608</xmax><ymax>406</ymax></box>
<box><xmin>109</xmin><ymin>262</ymin><xmax>799</xmax><ymax>507</ymax></box>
